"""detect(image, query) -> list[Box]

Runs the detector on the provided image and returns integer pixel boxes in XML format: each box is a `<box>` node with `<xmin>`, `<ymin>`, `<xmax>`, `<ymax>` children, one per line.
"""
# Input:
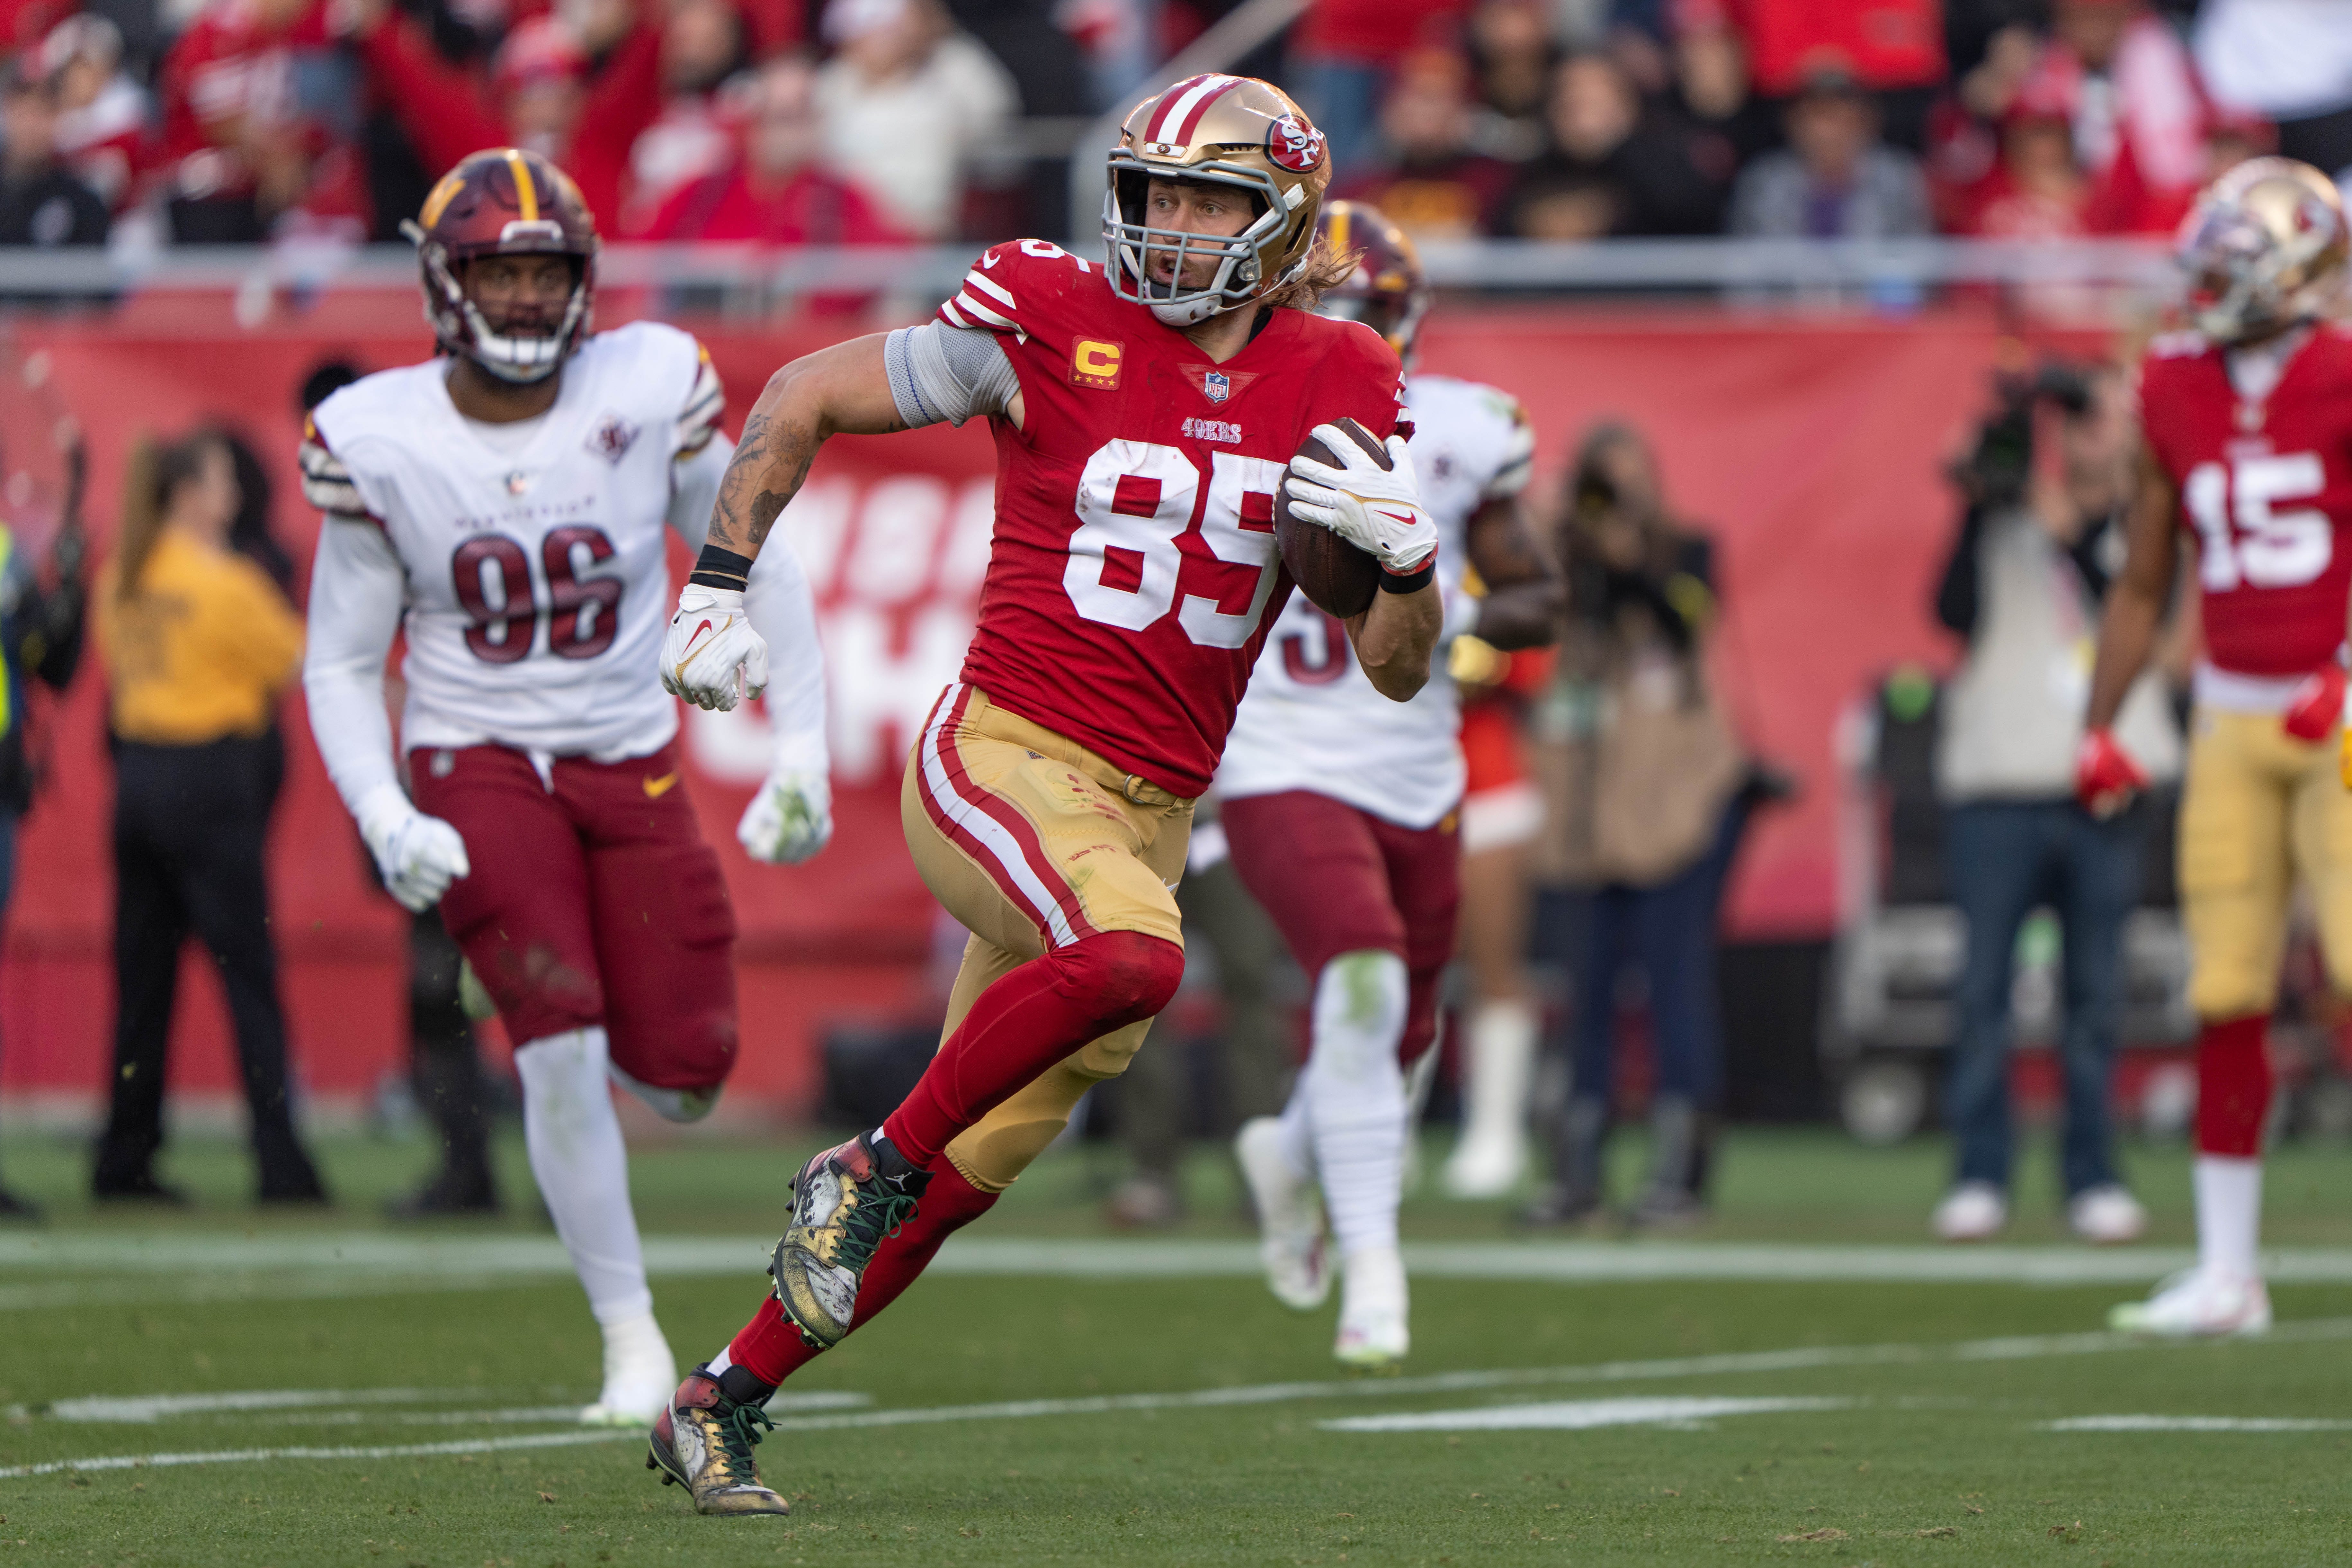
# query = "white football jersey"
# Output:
<box><xmin>1216</xmin><ymin>373</ymin><xmax>1535</xmax><ymax>829</ymax></box>
<box><xmin>304</xmin><ymin>321</ymin><xmax>725</xmax><ymax>760</ymax></box>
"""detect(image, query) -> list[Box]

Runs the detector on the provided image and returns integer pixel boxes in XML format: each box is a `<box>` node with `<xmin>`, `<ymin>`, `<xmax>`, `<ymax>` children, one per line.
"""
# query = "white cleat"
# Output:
<box><xmin>2109</xmin><ymin>1269</ymin><xmax>2272</xmax><ymax>1338</ymax></box>
<box><xmin>1334</xmin><ymin>1244</ymin><xmax>1409</xmax><ymax>1371</ymax></box>
<box><xmin>1931</xmin><ymin>1180</ymin><xmax>2008</xmax><ymax>1242</ymax></box>
<box><xmin>1439</xmin><ymin>1132</ymin><xmax>1526</xmax><ymax>1200</ymax></box>
<box><xmin>581</xmin><ymin>1310</ymin><xmax>679</xmax><ymax>1426</ymax></box>
<box><xmin>1236</xmin><ymin>1116</ymin><xmax>1329</xmax><ymax>1311</ymax></box>
<box><xmin>2067</xmin><ymin>1183</ymin><xmax>2148</xmax><ymax>1245</ymax></box>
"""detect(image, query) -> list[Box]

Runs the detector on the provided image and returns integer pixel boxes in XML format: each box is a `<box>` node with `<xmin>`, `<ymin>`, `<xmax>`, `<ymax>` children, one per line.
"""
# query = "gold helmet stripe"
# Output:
<box><xmin>504</xmin><ymin>149</ymin><xmax>540</xmax><ymax>222</ymax></box>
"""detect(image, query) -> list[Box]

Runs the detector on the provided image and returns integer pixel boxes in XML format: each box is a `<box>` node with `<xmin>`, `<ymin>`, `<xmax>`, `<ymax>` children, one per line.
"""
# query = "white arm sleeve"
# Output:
<box><xmin>884</xmin><ymin>321</ymin><xmax>1020</xmax><ymax>429</ymax></box>
<box><xmin>743</xmin><ymin>514</ymin><xmax>828</xmax><ymax>766</ymax></box>
<box><xmin>667</xmin><ymin>428</ymin><xmax>731</xmax><ymax>549</ymax></box>
<box><xmin>301</xmin><ymin>517</ymin><xmax>410</xmax><ymax>815</ymax></box>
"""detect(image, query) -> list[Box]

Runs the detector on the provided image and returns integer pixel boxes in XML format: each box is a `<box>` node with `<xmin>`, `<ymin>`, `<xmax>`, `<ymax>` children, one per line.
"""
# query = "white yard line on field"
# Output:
<box><xmin>1320</xmin><ymin>1396</ymin><xmax>1848</xmax><ymax>1432</ymax></box>
<box><xmin>34</xmin><ymin>1389</ymin><xmax>873</xmax><ymax>1424</ymax></box>
<box><xmin>8</xmin><ymin>1317</ymin><xmax>2345</xmax><ymax>1481</ymax></box>
<box><xmin>2044</xmin><ymin>1414</ymin><xmax>2352</xmax><ymax>1433</ymax></box>
<box><xmin>10</xmin><ymin>1232</ymin><xmax>2352</xmax><ymax>1307</ymax></box>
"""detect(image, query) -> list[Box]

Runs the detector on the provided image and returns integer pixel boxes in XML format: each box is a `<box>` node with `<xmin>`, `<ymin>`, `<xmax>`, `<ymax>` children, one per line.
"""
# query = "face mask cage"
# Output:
<box><xmin>420</xmin><ymin>243</ymin><xmax>593</xmax><ymax>383</ymax></box>
<box><xmin>1102</xmin><ymin>155</ymin><xmax>1298</xmax><ymax>324</ymax></box>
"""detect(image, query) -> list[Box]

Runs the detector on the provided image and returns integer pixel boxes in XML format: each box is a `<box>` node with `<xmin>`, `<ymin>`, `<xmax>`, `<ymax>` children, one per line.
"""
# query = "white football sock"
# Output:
<box><xmin>1299</xmin><ymin>949</ymin><xmax>1411</xmax><ymax>1261</ymax></box>
<box><xmin>1446</xmin><ymin>998</ymin><xmax>1538</xmax><ymax>1170</ymax></box>
<box><xmin>2193</xmin><ymin>1155</ymin><xmax>2263</xmax><ymax>1281</ymax></box>
<box><xmin>516</xmin><ymin>1026</ymin><xmax>654</xmax><ymax>1326</ymax></box>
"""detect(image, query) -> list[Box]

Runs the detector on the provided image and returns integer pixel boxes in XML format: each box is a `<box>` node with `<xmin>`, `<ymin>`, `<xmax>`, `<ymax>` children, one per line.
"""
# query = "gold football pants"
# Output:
<box><xmin>2179</xmin><ymin>706</ymin><xmax>2352</xmax><ymax>1018</ymax></box>
<box><xmin>900</xmin><ymin>683</ymin><xmax>1193</xmax><ymax>1190</ymax></box>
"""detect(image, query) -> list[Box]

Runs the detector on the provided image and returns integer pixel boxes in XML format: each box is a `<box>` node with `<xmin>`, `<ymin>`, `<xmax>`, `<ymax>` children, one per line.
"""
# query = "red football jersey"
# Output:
<box><xmin>937</xmin><ymin>240</ymin><xmax>1407</xmax><ymax>797</ymax></box>
<box><xmin>2140</xmin><ymin>325</ymin><xmax>2352</xmax><ymax>679</ymax></box>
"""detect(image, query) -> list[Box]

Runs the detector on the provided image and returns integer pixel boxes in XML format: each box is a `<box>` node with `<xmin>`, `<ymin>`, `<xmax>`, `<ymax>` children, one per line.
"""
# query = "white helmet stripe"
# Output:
<box><xmin>1147</xmin><ymin>73</ymin><xmax>1241</xmax><ymax>146</ymax></box>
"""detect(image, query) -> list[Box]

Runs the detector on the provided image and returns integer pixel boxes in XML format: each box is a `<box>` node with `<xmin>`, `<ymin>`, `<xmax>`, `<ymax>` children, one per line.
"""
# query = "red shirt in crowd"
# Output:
<box><xmin>356</xmin><ymin>9</ymin><xmax>661</xmax><ymax>229</ymax></box>
<box><xmin>633</xmin><ymin>160</ymin><xmax>901</xmax><ymax>246</ymax></box>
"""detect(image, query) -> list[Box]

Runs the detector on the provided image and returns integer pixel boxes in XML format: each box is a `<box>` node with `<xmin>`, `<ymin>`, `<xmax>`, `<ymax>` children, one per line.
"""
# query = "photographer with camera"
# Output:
<box><xmin>1929</xmin><ymin>361</ymin><xmax>2178</xmax><ymax>1244</ymax></box>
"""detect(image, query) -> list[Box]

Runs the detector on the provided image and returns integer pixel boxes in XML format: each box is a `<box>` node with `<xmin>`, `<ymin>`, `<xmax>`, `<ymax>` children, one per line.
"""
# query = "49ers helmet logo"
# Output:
<box><xmin>1266</xmin><ymin>114</ymin><xmax>1325</xmax><ymax>173</ymax></box>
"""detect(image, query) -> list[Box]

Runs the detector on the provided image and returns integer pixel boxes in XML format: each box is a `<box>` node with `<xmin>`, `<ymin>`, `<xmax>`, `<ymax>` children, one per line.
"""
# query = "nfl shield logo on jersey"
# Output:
<box><xmin>1204</xmin><ymin>371</ymin><xmax>1230</xmax><ymax>404</ymax></box>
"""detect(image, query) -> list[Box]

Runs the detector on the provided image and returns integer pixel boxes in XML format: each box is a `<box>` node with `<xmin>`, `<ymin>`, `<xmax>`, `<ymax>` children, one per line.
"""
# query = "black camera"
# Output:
<box><xmin>1952</xmin><ymin>360</ymin><xmax>2095</xmax><ymax>511</ymax></box>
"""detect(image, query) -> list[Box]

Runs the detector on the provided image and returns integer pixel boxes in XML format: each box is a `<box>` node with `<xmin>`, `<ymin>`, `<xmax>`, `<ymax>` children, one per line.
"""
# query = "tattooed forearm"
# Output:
<box><xmin>700</xmin><ymin>335</ymin><xmax>909</xmax><ymax>557</ymax></box>
<box><xmin>708</xmin><ymin>408</ymin><xmax>818</xmax><ymax>554</ymax></box>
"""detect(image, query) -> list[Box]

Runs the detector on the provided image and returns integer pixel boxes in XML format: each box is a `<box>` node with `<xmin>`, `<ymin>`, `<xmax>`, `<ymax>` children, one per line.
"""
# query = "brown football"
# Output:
<box><xmin>1274</xmin><ymin>416</ymin><xmax>1385</xmax><ymax>619</ymax></box>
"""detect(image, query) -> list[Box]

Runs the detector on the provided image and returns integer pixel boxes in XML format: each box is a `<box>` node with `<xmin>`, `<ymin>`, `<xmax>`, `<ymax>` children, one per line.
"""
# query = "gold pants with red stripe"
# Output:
<box><xmin>900</xmin><ymin>683</ymin><xmax>1193</xmax><ymax>1190</ymax></box>
<box><xmin>2180</xmin><ymin>707</ymin><xmax>2352</xmax><ymax>1017</ymax></box>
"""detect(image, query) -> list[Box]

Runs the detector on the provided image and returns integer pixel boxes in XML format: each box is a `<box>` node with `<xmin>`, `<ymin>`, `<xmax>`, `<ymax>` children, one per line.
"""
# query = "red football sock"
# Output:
<box><xmin>2195</xmin><ymin>1013</ymin><xmax>2272</xmax><ymax>1159</ymax></box>
<box><xmin>724</xmin><ymin>1160</ymin><xmax>1001</xmax><ymax>1387</ymax></box>
<box><xmin>882</xmin><ymin>929</ymin><xmax>1183</xmax><ymax>1166</ymax></box>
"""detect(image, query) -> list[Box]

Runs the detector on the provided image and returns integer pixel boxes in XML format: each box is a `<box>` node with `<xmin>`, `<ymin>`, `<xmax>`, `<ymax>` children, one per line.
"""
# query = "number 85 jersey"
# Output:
<box><xmin>303</xmin><ymin>321</ymin><xmax>725</xmax><ymax>758</ymax></box>
<box><xmin>2140</xmin><ymin>324</ymin><xmax>2352</xmax><ymax>680</ymax></box>
<box><xmin>942</xmin><ymin>240</ymin><xmax>1406</xmax><ymax>799</ymax></box>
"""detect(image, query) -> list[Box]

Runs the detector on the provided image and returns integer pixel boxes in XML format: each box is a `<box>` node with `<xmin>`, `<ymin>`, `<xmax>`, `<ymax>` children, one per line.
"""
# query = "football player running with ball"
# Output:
<box><xmin>1219</xmin><ymin>202</ymin><xmax>1561</xmax><ymax>1370</ymax></box>
<box><xmin>647</xmin><ymin>77</ymin><xmax>1441</xmax><ymax>1515</ymax></box>
<box><xmin>300</xmin><ymin>149</ymin><xmax>834</xmax><ymax>1424</ymax></box>
<box><xmin>2081</xmin><ymin>158</ymin><xmax>2351</xmax><ymax>1338</ymax></box>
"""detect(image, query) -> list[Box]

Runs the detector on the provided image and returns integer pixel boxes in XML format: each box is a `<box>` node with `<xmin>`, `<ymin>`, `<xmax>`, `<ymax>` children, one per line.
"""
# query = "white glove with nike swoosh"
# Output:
<box><xmin>1283</xmin><ymin>425</ymin><xmax>1439</xmax><ymax>574</ymax></box>
<box><xmin>354</xmin><ymin>782</ymin><xmax>471</xmax><ymax>912</ymax></box>
<box><xmin>662</xmin><ymin>584</ymin><xmax>769</xmax><ymax>712</ymax></box>
<box><xmin>738</xmin><ymin>732</ymin><xmax>834</xmax><ymax>864</ymax></box>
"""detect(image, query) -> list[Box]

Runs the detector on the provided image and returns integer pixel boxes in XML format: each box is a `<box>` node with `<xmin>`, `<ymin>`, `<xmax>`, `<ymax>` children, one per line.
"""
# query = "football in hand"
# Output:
<box><xmin>1274</xmin><ymin>416</ymin><xmax>1386</xmax><ymax>619</ymax></box>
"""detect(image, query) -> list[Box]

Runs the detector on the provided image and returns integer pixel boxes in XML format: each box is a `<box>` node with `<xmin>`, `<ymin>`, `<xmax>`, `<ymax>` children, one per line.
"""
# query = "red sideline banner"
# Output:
<box><xmin>0</xmin><ymin>298</ymin><xmax>2066</xmax><ymax>1114</ymax></box>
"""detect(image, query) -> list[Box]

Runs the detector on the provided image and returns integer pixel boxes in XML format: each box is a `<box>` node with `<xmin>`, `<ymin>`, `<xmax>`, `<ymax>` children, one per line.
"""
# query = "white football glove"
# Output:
<box><xmin>354</xmin><ymin>783</ymin><xmax>470</xmax><ymax>912</ymax></box>
<box><xmin>1284</xmin><ymin>425</ymin><xmax>1439</xmax><ymax>575</ymax></box>
<box><xmin>738</xmin><ymin>762</ymin><xmax>834</xmax><ymax>865</ymax></box>
<box><xmin>661</xmin><ymin>584</ymin><xmax>769</xmax><ymax>712</ymax></box>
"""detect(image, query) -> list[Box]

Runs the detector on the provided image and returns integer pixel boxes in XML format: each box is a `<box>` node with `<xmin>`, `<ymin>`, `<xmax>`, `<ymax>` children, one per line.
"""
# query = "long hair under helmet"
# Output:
<box><xmin>1103</xmin><ymin>74</ymin><xmax>1333</xmax><ymax>327</ymax></box>
<box><xmin>1313</xmin><ymin>200</ymin><xmax>1432</xmax><ymax>366</ymax></box>
<box><xmin>2176</xmin><ymin>156</ymin><xmax>2348</xmax><ymax>345</ymax></box>
<box><xmin>401</xmin><ymin>148</ymin><xmax>600</xmax><ymax>384</ymax></box>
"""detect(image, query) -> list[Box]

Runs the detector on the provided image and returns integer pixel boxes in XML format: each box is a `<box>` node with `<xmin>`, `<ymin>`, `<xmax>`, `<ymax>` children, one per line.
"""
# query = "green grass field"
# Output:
<box><xmin>1</xmin><ymin>1123</ymin><xmax>2348</xmax><ymax>1566</ymax></box>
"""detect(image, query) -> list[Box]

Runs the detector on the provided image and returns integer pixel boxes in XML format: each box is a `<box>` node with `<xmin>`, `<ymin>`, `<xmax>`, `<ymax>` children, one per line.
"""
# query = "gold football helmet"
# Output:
<box><xmin>2177</xmin><ymin>157</ymin><xmax>2348</xmax><ymax>344</ymax></box>
<box><xmin>1104</xmin><ymin>73</ymin><xmax>1332</xmax><ymax>326</ymax></box>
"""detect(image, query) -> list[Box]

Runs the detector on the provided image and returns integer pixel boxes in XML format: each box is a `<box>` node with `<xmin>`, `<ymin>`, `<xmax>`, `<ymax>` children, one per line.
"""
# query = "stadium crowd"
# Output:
<box><xmin>0</xmin><ymin>0</ymin><xmax>2337</xmax><ymax>254</ymax></box>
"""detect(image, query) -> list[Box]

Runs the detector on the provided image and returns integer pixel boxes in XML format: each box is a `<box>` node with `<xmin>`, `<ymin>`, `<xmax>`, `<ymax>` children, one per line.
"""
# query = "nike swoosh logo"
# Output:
<box><xmin>1373</xmin><ymin>508</ymin><xmax>1417</xmax><ymax>527</ymax></box>
<box><xmin>643</xmin><ymin>772</ymin><xmax>681</xmax><ymax>799</ymax></box>
<box><xmin>694</xmin><ymin>619</ymin><xmax>714</xmax><ymax>641</ymax></box>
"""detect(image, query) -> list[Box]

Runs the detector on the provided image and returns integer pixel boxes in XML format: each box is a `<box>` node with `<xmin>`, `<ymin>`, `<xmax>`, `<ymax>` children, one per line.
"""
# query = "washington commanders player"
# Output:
<box><xmin>1218</xmin><ymin>202</ymin><xmax>1560</xmax><ymax>1369</ymax></box>
<box><xmin>2079</xmin><ymin>158</ymin><xmax>2351</xmax><ymax>1337</ymax></box>
<box><xmin>644</xmin><ymin>78</ymin><xmax>1441</xmax><ymax>1515</ymax></box>
<box><xmin>299</xmin><ymin>149</ymin><xmax>834</xmax><ymax>1424</ymax></box>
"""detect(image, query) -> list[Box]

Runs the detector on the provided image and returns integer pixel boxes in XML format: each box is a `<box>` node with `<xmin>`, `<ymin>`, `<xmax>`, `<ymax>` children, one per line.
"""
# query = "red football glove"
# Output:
<box><xmin>2075</xmin><ymin>728</ymin><xmax>2147</xmax><ymax>819</ymax></box>
<box><xmin>2283</xmin><ymin>664</ymin><xmax>2347</xmax><ymax>743</ymax></box>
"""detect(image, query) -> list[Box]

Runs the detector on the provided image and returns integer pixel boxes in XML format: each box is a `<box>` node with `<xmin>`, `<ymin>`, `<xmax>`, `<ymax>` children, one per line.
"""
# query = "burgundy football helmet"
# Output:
<box><xmin>1313</xmin><ymin>200</ymin><xmax>1431</xmax><ymax>365</ymax></box>
<box><xmin>401</xmin><ymin>148</ymin><xmax>599</xmax><ymax>384</ymax></box>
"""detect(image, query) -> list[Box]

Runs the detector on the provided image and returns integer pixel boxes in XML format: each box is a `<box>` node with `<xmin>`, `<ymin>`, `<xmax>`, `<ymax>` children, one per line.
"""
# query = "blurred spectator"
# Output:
<box><xmin>1966</xmin><ymin>88</ymin><xmax>2090</xmax><ymax>240</ymax></box>
<box><xmin>1737</xmin><ymin>0</ymin><xmax>1947</xmax><ymax>143</ymax></box>
<box><xmin>0</xmin><ymin>63</ymin><xmax>111</xmax><ymax>247</ymax></box>
<box><xmin>1730</xmin><ymin>71</ymin><xmax>1931</xmax><ymax>238</ymax></box>
<box><xmin>1668</xmin><ymin>6</ymin><xmax>1775</xmax><ymax>186</ymax></box>
<box><xmin>40</xmin><ymin>14</ymin><xmax>147</xmax><ymax>211</ymax></box>
<box><xmin>634</xmin><ymin>55</ymin><xmax>902</xmax><ymax>247</ymax></box>
<box><xmin>1287</xmin><ymin>0</ymin><xmax>1469</xmax><ymax>179</ymax></box>
<box><xmin>1925</xmin><ymin>21</ymin><xmax>2041</xmax><ymax>229</ymax></box>
<box><xmin>2032</xmin><ymin>0</ymin><xmax>2212</xmax><ymax>235</ymax></box>
<box><xmin>0</xmin><ymin>424</ymin><xmax>85</xmax><ymax>1221</ymax></box>
<box><xmin>619</xmin><ymin>0</ymin><xmax>754</xmax><ymax>235</ymax></box>
<box><xmin>347</xmin><ymin>3</ymin><xmax>661</xmax><ymax>231</ymax></box>
<box><xmin>2193</xmin><ymin>0</ymin><xmax>2352</xmax><ymax>184</ymax></box>
<box><xmin>1465</xmin><ymin>0</ymin><xmax>1557</xmax><ymax>161</ymax></box>
<box><xmin>1057</xmin><ymin>0</ymin><xmax>1154</xmax><ymax>112</ymax></box>
<box><xmin>1523</xmin><ymin>424</ymin><xmax>1751</xmax><ymax>1230</ymax></box>
<box><xmin>157</xmin><ymin>0</ymin><xmax>369</xmax><ymax>243</ymax></box>
<box><xmin>90</xmin><ymin>430</ymin><xmax>323</xmax><ymax>1206</ymax></box>
<box><xmin>1929</xmin><ymin>366</ymin><xmax>2173</xmax><ymax>1244</ymax></box>
<box><xmin>815</xmin><ymin>0</ymin><xmax>1017</xmax><ymax>241</ymax></box>
<box><xmin>1337</xmin><ymin>48</ymin><xmax>1515</xmax><ymax>241</ymax></box>
<box><xmin>1505</xmin><ymin>51</ymin><xmax>1720</xmax><ymax>238</ymax></box>
<box><xmin>944</xmin><ymin>0</ymin><xmax>1089</xmax><ymax>117</ymax></box>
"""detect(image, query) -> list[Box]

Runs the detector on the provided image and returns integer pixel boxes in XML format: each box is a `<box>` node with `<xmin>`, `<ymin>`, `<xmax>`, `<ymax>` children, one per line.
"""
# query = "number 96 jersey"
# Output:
<box><xmin>303</xmin><ymin>321</ymin><xmax>724</xmax><ymax>757</ymax></box>
<box><xmin>940</xmin><ymin>239</ymin><xmax>1406</xmax><ymax>799</ymax></box>
<box><xmin>2140</xmin><ymin>324</ymin><xmax>2352</xmax><ymax>679</ymax></box>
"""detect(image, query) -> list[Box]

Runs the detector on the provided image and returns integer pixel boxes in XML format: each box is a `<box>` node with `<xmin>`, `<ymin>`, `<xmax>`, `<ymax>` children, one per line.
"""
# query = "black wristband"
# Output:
<box><xmin>1378</xmin><ymin>556</ymin><xmax>1436</xmax><ymax>595</ymax></box>
<box><xmin>689</xmin><ymin>543</ymin><xmax>755</xmax><ymax>591</ymax></box>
